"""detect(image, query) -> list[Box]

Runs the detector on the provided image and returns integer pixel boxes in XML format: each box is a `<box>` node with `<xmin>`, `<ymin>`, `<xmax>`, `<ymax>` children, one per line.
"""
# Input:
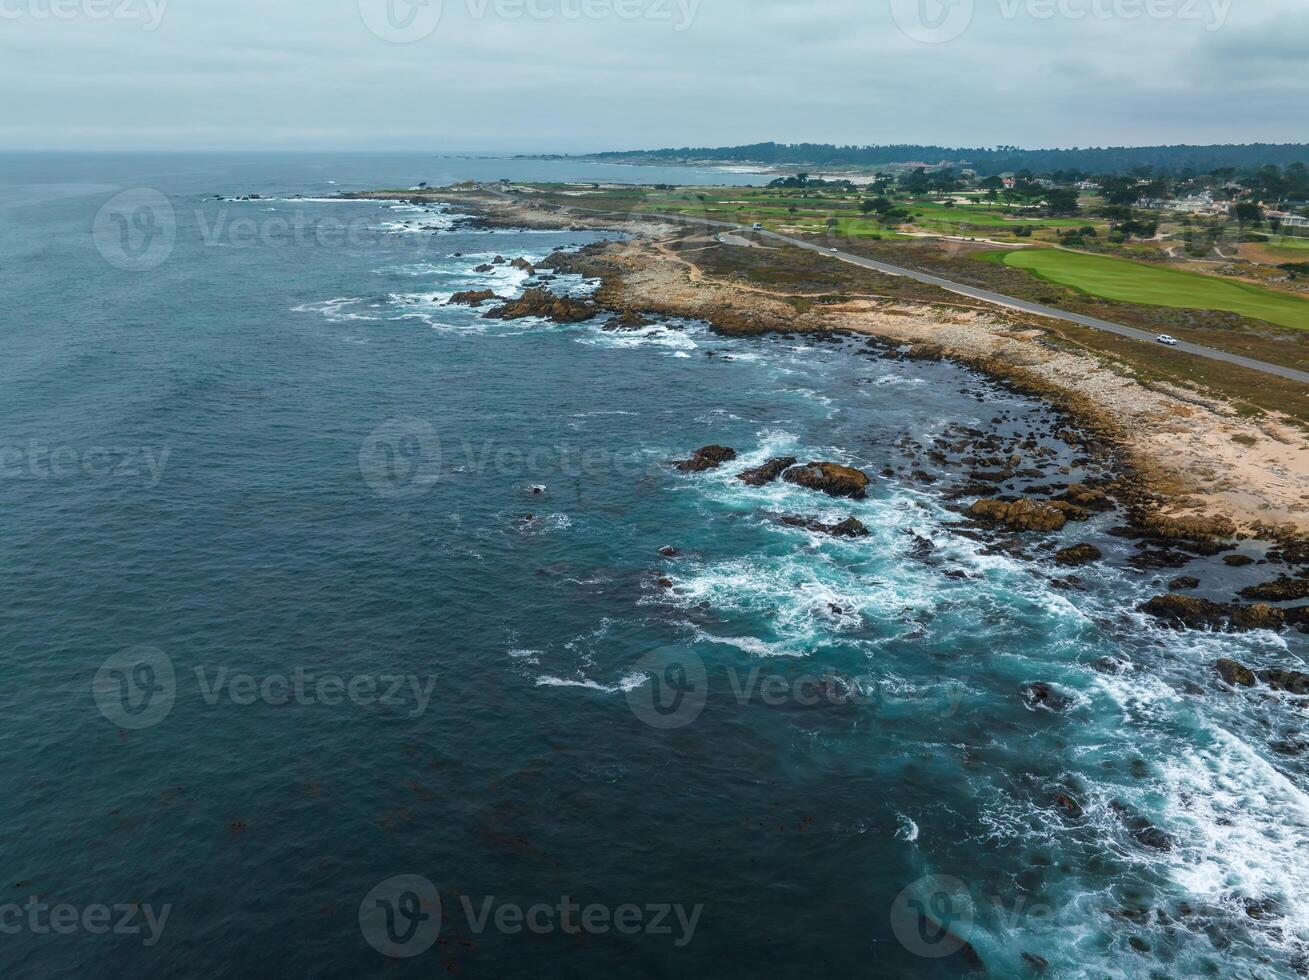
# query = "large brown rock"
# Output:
<box><xmin>1239</xmin><ymin>577</ymin><xmax>1309</xmax><ymax>603</ymax></box>
<box><xmin>1215</xmin><ymin>658</ymin><xmax>1257</xmax><ymax>687</ymax></box>
<box><xmin>673</xmin><ymin>445</ymin><xmax>738</xmax><ymax>473</ymax></box>
<box><xmin>447</xmin><ymin>289</ymin><xmax>496</xmax><ymax>307</ymax></box>
<box><xmin>968</xmin><ymin>498</ymin><xmax>1067</xmax><ymax>533</ymax></box>
<box><xmin>1140</xmin><ymin>594</ymin><xmax>1230</xmax><ymax>630</ymax></box>
<box><xmin>1058</xmin><ymin>483</ymin><xmax>1113</xmax><ymax>511</ymax></box>
<box><xmin>1230</xmin><ymin>604</ymin><xmax>1286</xmax><ymax>631</ymax></box>
<box><xmin>1132</xmin><ymin>510</ymin><xmax>1237</xmax><ymax>543</ymax></box>
<box><xmin>1055</xmin><ymin>543</ymin><xmax>1103</xmax><ymax>567</ymax></box>
<box><xmin>484</xmin><ymin>287</ymin><xmax>598</xmax><ymax>324</ymax></box>
<box><xmin>737</xmin><ymin>457</ymin><xmax>798</xmax><ymax>487</ymax></box>
<box><xmin>782</xmin><ymin>462</ymin><xmax>871</xmax><ymax>500</ymax></box>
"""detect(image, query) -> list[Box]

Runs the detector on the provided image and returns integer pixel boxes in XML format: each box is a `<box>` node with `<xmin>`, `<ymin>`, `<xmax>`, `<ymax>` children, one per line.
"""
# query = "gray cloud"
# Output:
<box><xmin>0</xmin><ymin>0</ymin><xmax>1302</xmax><ymax>150</ymax></box>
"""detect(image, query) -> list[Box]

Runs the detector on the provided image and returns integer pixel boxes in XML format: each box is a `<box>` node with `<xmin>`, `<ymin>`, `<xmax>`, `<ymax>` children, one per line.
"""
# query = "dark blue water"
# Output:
<box><xmin>2</xmin><ymin>153</ymin><xmax>1308</xmax><ymax>978</ymax></box>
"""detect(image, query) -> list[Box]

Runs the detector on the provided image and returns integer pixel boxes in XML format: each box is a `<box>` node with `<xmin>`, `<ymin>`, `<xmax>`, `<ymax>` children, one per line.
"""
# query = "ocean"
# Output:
<box><xmin>1</xmin><ymin>152</ymin><xmax>1307</xmax><ymax>978</ymax></box>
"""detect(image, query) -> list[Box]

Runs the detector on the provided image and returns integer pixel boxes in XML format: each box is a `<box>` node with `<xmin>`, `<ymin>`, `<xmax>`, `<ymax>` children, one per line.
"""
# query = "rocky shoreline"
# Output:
<box><xmin>363</xmin><ymin>188</ymin><xmax>1309</xmax><ymax>646</ymax></box>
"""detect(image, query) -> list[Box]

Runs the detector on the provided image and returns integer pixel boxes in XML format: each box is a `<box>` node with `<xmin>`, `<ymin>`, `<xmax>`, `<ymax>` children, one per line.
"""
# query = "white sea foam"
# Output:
<box><xmin>534</xmin><ymin>672</ymin><xmax>646</xmax><ymax>693</ymax></box>
<box><xmin>895</xmin><ymin>813</ymin><xmax>920</xmax><ymax>842</ymax></box>
<box><xmin>1157</xmin><ymin>725</ymin><xmax>1309</xmax><ymax>943</ymax></box>
<box><xmin>291</xmin><ymin>297</ymin><xmax>381</xmax><ymax>322</ymax></box>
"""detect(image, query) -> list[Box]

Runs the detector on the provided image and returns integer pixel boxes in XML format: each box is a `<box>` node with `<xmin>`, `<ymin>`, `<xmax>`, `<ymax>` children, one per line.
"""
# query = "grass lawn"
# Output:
<box><xmin>995</xmin><ymin>248</ymin><xmax>1309</xmax><ymax>331</ymax></box>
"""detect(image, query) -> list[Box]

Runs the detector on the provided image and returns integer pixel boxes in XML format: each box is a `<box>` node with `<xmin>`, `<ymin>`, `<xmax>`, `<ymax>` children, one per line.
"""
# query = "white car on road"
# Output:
<box><xmin>1156</xmin><ymin>334</ymin><xmax>1179</xmax><ymax>346</ymax></box>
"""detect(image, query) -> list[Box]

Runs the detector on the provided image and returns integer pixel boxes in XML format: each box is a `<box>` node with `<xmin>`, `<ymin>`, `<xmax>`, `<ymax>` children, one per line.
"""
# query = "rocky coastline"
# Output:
<box><xmin>363</xmin><ymin>188</ymin><xmax>1309</xmax><ymax>649</ymax></box>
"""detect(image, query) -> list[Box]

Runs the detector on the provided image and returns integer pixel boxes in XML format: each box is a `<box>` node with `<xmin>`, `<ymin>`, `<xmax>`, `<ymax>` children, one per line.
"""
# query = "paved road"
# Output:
<box><xmin>484</xmin><ymin>188</ymin><xmax>1309</xmax><ymax>386</ymax></box>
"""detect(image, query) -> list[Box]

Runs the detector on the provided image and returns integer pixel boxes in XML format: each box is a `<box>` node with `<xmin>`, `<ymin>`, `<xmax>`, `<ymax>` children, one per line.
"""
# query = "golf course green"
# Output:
<box><xmin>997</xmin><ymin>248</ymin><xmax>1309</xmax><ymax>330</ymax></box>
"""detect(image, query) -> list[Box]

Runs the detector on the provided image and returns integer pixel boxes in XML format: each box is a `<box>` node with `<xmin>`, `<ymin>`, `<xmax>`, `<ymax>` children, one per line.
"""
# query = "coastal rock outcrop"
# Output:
<box><xmin>968</xmin><ymin>498</ymin><xmax>1068</xmax><ymax>533</ymax></box>
<box><xmin>1215</xmin><ymin>658</ymin><xmax>1257</xmax><ymax>687</ymax></box>
<box><xmin>737</xmin><ymin>457</ymin><xmax>798</xmax><ymax>487</ymax></box>
<box><xmin>673</xmin><ymin>445</ymin><xmax>738</xmax><ymax>473</ymax></box>
<box><xmin>1259</xmin><ymin>668</ymin><xmax>1309</xmax><ymax>695</ymax></box>
<box><xmin>782</xmin><ymin>462</ymin><xmax>871</xmax><ymax>500</ymax></box>
<box><xmin>1131</xmin><ymin>510</ymin><xmax>1237</xmax><ymax>544</ymax></box>
<box><xmin>447</xmin><ymin>289</ymin><xmax>497</xmax><ymax>307</ymax></box>
<box><xmin>1142</xmin><ymin>594</ymin><xmax>1289</xmax><ymax>633</ymax></box>
<box><xmin>1230</xmin><ymin>604</ymin><xmax>1286</xmax><ymax>631</ymax></box>
<box><xmin>1239</xmin><ymin>577</ymin><xmax>1309</xmax><ymax>603</ymax></box>
<box><xmin>1141</xmin><ymin>595</ymin><xmax>1231</xmax><ymax>631</ymax></box>
<box><xmin>780</xmin><ymin>515</ymin><xmax>870</xmax><ymax>538</ymax></box>
<box><xmin>484</xmin><ymin>288</ymin><xmax>598</xmax><ymax>324</ymax></box>
<box><xmin>603</xmin><ymin>309</ymin><xmax>656</xmax><ymax>331</ymax></box>
<box><xmin>1055</xmin><ymin>543</ymin><xmax>1102</xmax><ymax>567</ymax></box>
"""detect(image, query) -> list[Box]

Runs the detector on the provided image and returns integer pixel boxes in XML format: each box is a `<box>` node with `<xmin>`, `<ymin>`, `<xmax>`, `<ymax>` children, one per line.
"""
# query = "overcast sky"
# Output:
<box><xmin>2</xmin><ymin>0</ymin><xmax>1304</xmax><ymax>151</ymax></box>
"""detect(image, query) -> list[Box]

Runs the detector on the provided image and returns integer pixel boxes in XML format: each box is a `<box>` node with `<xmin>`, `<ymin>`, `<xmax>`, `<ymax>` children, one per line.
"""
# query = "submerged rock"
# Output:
<box><xmin>673</xmin><ymin>445</ymin><xmax>738</xmax><ymax>473</ymax></box>
<box><xmin>1020</xmin><ymin>682</ymin><xmax>1073</xmax><ymax>712</ymax></box>
<box><xmin>782</xmin><ymin>462</ymin><xmax>871</xmax><ymax>500</ymax></box>
<box><xmin>780</xmin><ymin>515</ymin><xmax>870</xmax><ymax>538</ymax></box>
<box><xmin>1055</xmin><ymin>543</ymin><xmax>1102</xmax><ymax>567</ymax></box>
<box><xmin>737</xmin><ymin>456</ymin><xmax>798</xmax><ymax>487</ymax></box>
<box><xmin>968</xmin><ymin>498</ymin><xmax>1068</xmax><ymax>533</ymax></box>
<box><xmin>1168</xmin><ymin>576</ymin><xmax>1201</xmax><ymax>591</ymax></box>
<box><xmin>1259</xmin><ymin>668</ymin><xmax>1309</xmax><ymax>695</ymax></box>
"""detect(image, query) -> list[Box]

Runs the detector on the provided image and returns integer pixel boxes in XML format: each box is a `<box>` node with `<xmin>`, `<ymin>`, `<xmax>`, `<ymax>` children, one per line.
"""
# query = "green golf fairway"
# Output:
<box><xmin>1000</xmin><ymin>248</ymin><xmax>1309</xmax><ymax>330</ymax></box>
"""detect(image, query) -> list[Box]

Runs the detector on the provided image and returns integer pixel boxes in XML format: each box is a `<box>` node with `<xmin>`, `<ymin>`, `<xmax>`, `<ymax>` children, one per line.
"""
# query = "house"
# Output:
<box><xmin>1270</xmin><ymin>211</ymin><xmax>1309</xmax><ymax>229</ymax></box>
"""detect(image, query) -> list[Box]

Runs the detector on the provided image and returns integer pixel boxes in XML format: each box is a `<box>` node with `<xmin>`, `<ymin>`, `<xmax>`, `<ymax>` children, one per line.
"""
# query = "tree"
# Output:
<box><xmin>1232</xmin><ymin>202</ymin><xmax>1263</xmax><ymax>226</ymax></box>
<box><xmin>1044</xmin><ymin>188</ymin><xmax>1081</xmax><ymax>216</ymax></box>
